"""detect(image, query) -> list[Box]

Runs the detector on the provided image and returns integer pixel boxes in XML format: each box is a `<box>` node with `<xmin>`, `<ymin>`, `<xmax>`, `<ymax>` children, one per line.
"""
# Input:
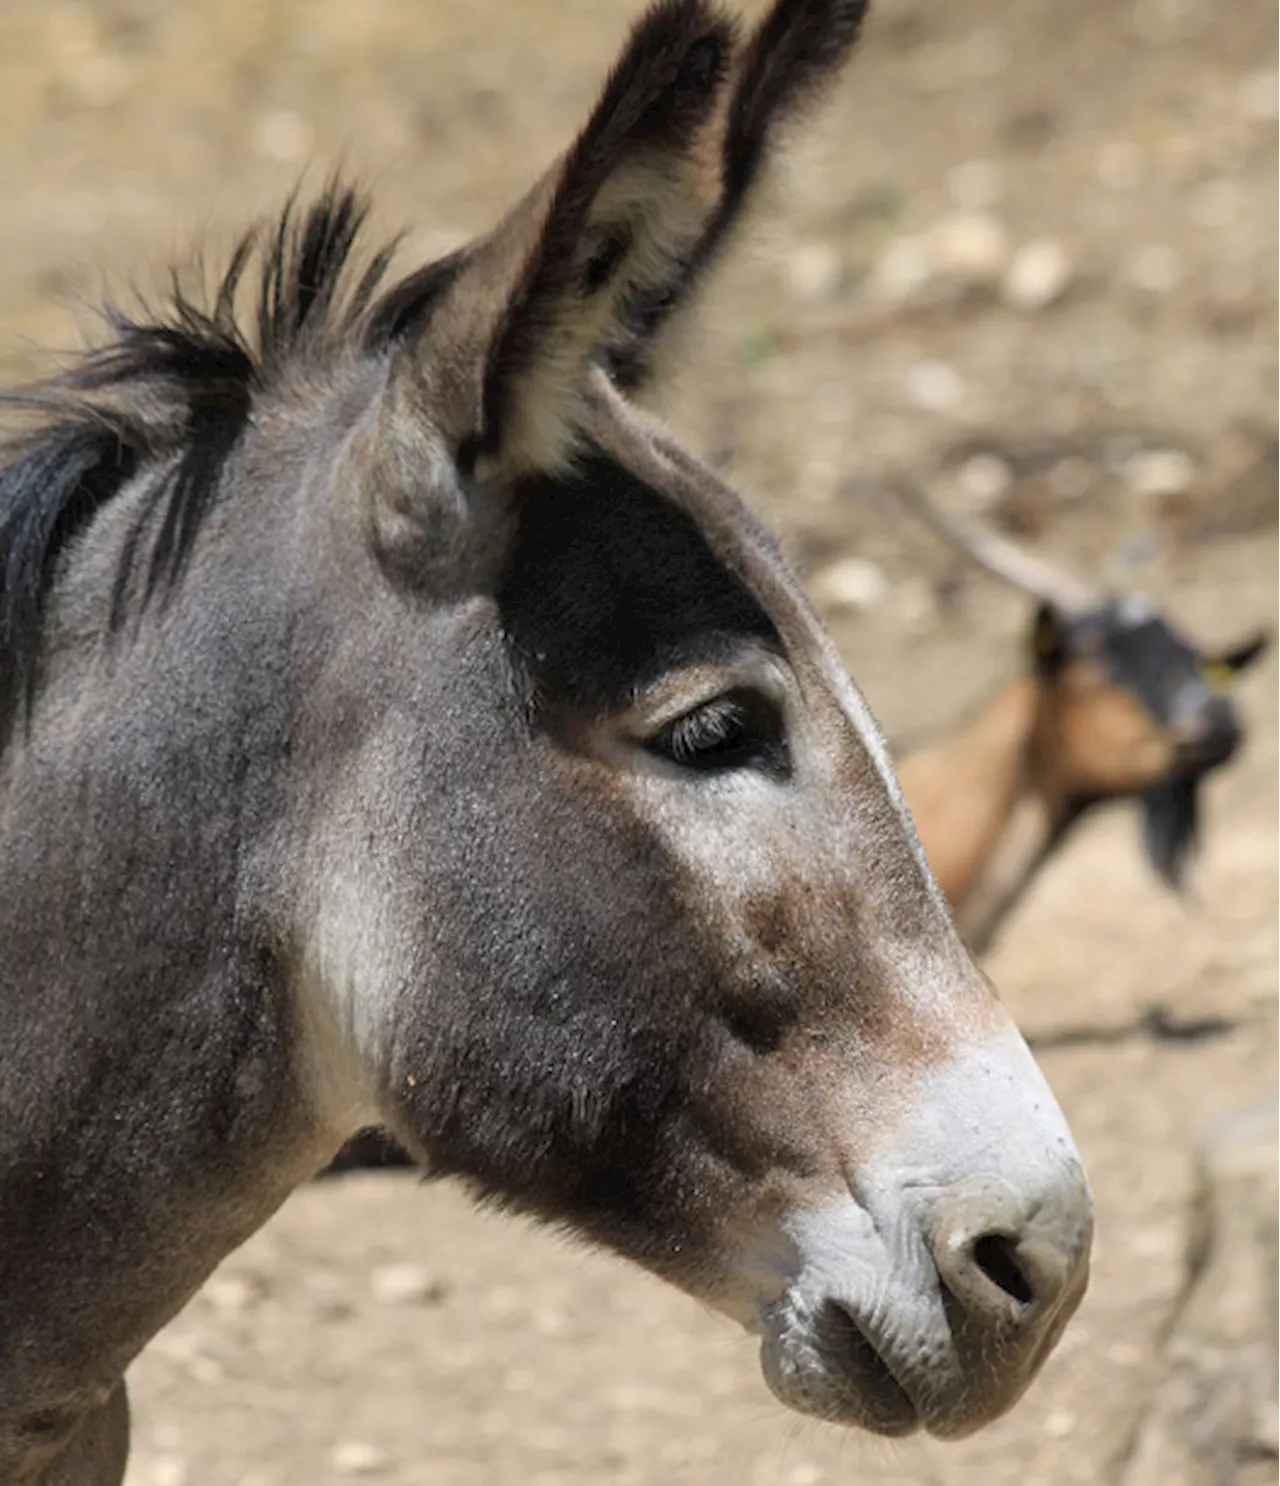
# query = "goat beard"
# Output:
<box><xmin>1141</xmin><ymin>777</ymin><xmax>1201</xmax><ymax>889</ymax></box>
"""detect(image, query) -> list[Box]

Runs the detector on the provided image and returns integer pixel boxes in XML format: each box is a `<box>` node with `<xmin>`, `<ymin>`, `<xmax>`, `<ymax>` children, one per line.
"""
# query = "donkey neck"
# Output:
<box><xmin>899</xmin><ymin>676</ymin><xmax>1076</xmax><ymax>955</ymax></box>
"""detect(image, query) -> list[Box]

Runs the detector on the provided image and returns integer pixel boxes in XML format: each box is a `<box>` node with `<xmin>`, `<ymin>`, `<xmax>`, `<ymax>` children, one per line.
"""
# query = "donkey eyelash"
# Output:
<box><xmin>649</xmin><ymin>689</ymin><xmax>788</xmax><ymax>775</ymax></box>
<box><xmin>662</xmin><ymin>695</ymin><xmax>747</xmax><ymax>764</ymax></box>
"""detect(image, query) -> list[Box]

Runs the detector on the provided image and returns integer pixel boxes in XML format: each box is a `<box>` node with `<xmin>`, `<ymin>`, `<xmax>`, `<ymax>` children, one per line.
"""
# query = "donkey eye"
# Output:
<box><xmin>650</xmin><ymin>688</ymin><xmax>787</xmax><ymax>776</ymax></box>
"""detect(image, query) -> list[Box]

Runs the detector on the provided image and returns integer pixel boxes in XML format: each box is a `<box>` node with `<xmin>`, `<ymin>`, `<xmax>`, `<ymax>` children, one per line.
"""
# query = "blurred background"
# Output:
<box><xmin>2</xmin><ymin>1</ymin><xmax>1275</xmax><ymax>1483</ymax></box>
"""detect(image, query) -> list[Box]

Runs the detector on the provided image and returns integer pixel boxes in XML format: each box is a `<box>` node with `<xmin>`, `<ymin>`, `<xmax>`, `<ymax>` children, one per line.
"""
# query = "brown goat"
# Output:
<box><xmin>895</xmin><ymin>488</ymin><xmax>1267</xmax><ymax>954</ymax></box>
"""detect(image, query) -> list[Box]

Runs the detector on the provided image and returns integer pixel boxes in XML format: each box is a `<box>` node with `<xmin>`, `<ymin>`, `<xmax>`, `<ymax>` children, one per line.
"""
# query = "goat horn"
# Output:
<box><xmin>894</xmin><ymin>481</ymin><xmax>1099</xmax><ymax>614</ymax></box>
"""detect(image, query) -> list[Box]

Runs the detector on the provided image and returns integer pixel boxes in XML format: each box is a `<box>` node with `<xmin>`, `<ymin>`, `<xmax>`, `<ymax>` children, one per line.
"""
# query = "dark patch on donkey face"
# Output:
<box><xmin>498</xmin><ymin>450</ymin><xmax>781</xmax><ymax>706</ymax></box>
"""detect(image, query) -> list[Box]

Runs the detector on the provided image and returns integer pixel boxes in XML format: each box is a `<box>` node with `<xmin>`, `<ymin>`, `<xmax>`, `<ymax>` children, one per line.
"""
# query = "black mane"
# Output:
<box><xmin>0</xmin><ymin>182</ymin><xmax>464</xmax><ymax>746</ymax></box>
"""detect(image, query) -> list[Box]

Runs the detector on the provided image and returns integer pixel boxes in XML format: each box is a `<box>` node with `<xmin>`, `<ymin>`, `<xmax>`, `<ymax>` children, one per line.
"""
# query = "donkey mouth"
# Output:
<box><xmin>758</xmin><ymin>1297</ymin><xmax>923</xmax><ymax>1437</ymax></box>
<box><xmin>814</xmin><ymin>1300</ymin><xmax>921</xmax><ymax>1435</ymax></box>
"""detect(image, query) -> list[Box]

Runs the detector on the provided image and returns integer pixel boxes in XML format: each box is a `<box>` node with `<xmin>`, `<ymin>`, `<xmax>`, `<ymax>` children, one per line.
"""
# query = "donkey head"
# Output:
<box><xmin>901</xmin><ymin>484</ymin><xmax>1268</xmax><ymax>884</ymax></box>
<box><xmin>1</xmin><ymin>0</ymin><xmax>1091</xmax><ymax>1444</ymax></box>
<box><xmin>311</xmin><ymin>0</ymin><xmax>1093</xmax><ymax>1436</ymax></box>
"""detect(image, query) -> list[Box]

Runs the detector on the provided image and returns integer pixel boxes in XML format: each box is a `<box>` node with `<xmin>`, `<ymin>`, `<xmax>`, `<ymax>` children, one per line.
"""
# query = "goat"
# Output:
<box><xmin>895</xmin><ymin>487</ymin><xmax>1267</xmax><ymax>954</ymax></box>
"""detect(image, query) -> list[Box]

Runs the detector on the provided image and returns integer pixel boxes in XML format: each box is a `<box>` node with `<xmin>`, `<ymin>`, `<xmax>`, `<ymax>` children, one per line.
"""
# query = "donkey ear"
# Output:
<box><xmin>471</xmin><ymin>0</ymin><xmax>738</xmax><ymax>477</ymax></box>
<box><xmin>607</xmin><ymin>0</ymin><xmax>869</xmax><ymax>392</ymax></box>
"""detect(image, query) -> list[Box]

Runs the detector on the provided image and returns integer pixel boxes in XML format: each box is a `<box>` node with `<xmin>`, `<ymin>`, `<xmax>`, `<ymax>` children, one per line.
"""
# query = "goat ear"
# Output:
<box><xmin>1030</xmin><ymin>602</ymin><xmax>1068</xmax><ymax>676</ymax></box>
<box><xmin>607</xmin><ymin>0</ymin><xmax>869</xmax><ymax>391</ymax></box>
<box><xmin>1203</xmin><ymin>628</ymin><xmax>1269</xmax><ymax>686</ymax></box>
<box><xmin>470</xmin><ymin>0</ymin><xmax>738</xmax><ymax>477</ymax></box>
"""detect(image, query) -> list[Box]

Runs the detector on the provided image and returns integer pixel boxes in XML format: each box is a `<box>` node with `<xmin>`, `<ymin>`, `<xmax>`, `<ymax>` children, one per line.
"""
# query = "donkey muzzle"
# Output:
<box><xmin>755</xmin><ymin>1023</ymin><xmax>1092</xmax><ymax>1437</ymax></box>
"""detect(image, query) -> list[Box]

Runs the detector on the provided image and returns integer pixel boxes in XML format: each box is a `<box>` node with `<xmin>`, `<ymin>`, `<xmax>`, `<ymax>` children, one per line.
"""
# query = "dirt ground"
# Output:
<box><xmin>2</xmin><ymin>1</ymin><xmax>1277</xmax><ymax>1483</ymax></box>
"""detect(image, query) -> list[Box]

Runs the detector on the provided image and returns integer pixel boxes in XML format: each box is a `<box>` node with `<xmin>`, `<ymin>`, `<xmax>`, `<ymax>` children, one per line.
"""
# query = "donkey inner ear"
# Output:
<box><xmin>608</xmin><ymin>0</ymin><xmax>870</xmax><ymax>393</ymax></box>
<box><xmin>474</xmin><ymin>0</ymin><xmax>737</xmax><ymax>478</ymax></box>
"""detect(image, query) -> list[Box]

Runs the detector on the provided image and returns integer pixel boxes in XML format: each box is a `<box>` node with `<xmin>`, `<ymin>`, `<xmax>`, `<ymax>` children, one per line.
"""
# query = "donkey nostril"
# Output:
<box><xmin>971</xmin><ymin>1234</ymin><xmax>1035</xmax><ymax>1307</ymax></box>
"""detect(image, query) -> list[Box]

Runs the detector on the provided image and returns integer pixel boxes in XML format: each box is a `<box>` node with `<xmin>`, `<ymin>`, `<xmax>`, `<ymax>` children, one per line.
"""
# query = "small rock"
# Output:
<box><xmin>1125</xmin><ymin>449</ymin><xmax>1196</xmax><ymax>499</ymax></box>
<box><xmin>330</xmin><ymin>1441</ymin><xmax>389</xmax><ymax>1478</ymax></box>
<box><xmin>253</xmin><ymin>108</ymin><xmax>313</xmax><ymax>163</ymax></box>
<box><xmin>867</xmin><ymin>234</ymin><xmax>931</xmax><ymax>303</ymax></box>
<box><xmin>369</xmin><ymin>1263</ymin><xmax>448</xmax><ymax>1307</ymax></box>
<box><xmin>533</xmin><ymin>1305</ymin><xmax>570</xmax><ymax>1336</ymax></box>
<box><xmin>956</xmin><ymin>452</ymin><xmax>1014</xmax><ymax>511</ymax></box>
<box><xmin>1047</xmin><ymin>456</ymin><xmax>1094</xmax><ymax>501</ymax></box>
<box><xmin>130</xmin><ymin>1455</ymin><xmax>188</xmax><ymax>1486</ymax></box>
<box><xmin>1125</xmin><ymin>243</ymin><xmax>1183</xmax><ymax>295</ymax></box>
<box><xmin>1096</xmin><ymin>140</ymin><xmax>1145</xmax><ymax>191</ymax></box>
<box><xmin>1236</xmin><ymin>68</ymin><xmax>1278</xmax><ymax>121</ymax></box>
<box><xmin>1003</xmin><ymin>237</ymin><xmax>1073</xmax><ymax>311</ymax></box>
<box><xmin>903</xmin><ymin>360</ymin><xmax>965</xmax><ymax>413</ymax></box>
<box><xmin>785</xmin><ymin>241</ymin><xmax>842</xmax><ymax>301</ymax></box>
<box><xmin>946</xmin><ymin>158</ymin><xmax>1002</xmax><ymax>211</ymax></box>
<box><xmin>1043</xmin><ymin>1407</ymin><xmax>1077</xmax><ymax>1440</ymax></box>
<box><xmin>787</xmin><ymin>1465</ymin><xmax>825</xmax><ymax>1486</ymax></box>
<box><xmin>203</xmin><ymin>1273</ymin><xmax>258</xmax><ymax>1316</ymax></box>
<box><xmin>809</xmin><ymin>557</ymin><xmax>889</xmax><ymax>614</ymax></box>
<box><xmin>65</xmin><ymin>53</ymin><xmax>131</xmax><ymax>108</ymax></box>
<box><xmin>928</xmin><ymin>211</ymin><xmax>1010</xmax><ymax>286</ymax></box>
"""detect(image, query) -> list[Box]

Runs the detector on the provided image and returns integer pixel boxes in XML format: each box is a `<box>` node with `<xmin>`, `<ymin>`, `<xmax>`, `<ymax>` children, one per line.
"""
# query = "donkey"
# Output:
<box><xmin>0</xmin><ymin>4</ymin><xmax>1093</xmax><ymax>1481</ymax></box>
<box><xmin>895</xmin><ymin>488</ymin><xmax>1268</xmax><ymax>954</ymax></box>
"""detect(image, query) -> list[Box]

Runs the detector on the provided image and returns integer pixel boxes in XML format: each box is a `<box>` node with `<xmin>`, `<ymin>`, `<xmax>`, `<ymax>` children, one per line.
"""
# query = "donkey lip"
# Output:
<box><xmin>759</xmin><ymin>1297</ymin><xmax>922</xmax><ymax>1437</ymax></box>
<box><xmin>817</xmin><ymin>1301</ymin><xmax>921</xmax><ymax>1435</ymax></box>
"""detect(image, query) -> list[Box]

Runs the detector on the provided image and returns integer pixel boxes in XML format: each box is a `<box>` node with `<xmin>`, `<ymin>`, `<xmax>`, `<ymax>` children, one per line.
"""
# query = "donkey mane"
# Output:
<box><xmin>0</xmin><ymin>183</ymin><xmax>463</xmax><ymax>744</ymax></box>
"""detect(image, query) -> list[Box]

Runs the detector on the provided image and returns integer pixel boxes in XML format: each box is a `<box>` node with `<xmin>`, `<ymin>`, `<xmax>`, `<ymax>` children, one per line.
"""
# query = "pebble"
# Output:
<box><xmin>1047</xmin><ymin>456</ymin><xmax>1094</xmax><ymax>501</ymax></box>
<box><xmin>369</xmin><ymin>1262</ymin><xmax>448</xmax><ymax>1307</ymax></box>
<box><xmin>1003</xmin><ymin>237</ymin><xmax>1073</xmax><ymax>311</ymax></box>
<box><xmin>1043</xmin><ymin>1406</ymin><xmax>1077</xmax><ymax>1440</ymax></box>
<box><xmin>330</xmin><ymin>1440</ymin><xmax>390</xmax><ymax>1478</ymax></box>
<box><xmin>1124</xmin><ymin>448</ymin><xmax>1195</xmax><ymax>498</ymax></box>
<box><xmin>928</xmin><ymin>211</ymin><xmax>1010</xmax><ymax>286</ymax></box>
<box><xmin>131</xmin><ymin>1456</ymin><xmax>188</xmax><ymax>1486</ymax></box>
<box><xmin>203</xmin><ymin>1273</ymin><xmax>258</xmax><ymax>1316</ymax></box>
<box><xmin>64</xmin><ymin>53</ymin><xmax>131</xmax><ymax>108</ymax></box>
<box><xmin>253</xmin><ymin>108</ymin><xmax>313</xmax><ymax>163</ymax></box>
<box><xmin>809</xmin><ymin>557</ymin><xmax>889</xmax><ymax>614</ymax></box>
<box><xmin>903</xmin><ymin>359</ymin><xmax>965</xmax><ymax>413</ymax></box>
<box><xmin>892</xmin><ymin>576</ymin><xmax>938</xmax><ymax>630</ymax></box>
<box><xmin>785</xmin><ymin>241</ymin><xmax>842</xmax><ymax>301</ymax></box>
<box><xmin>955</xmin><ymin>452</ymin><xmax>1013</xmax><ymax>510</ymax></box>
<box><xmin>786</xmin><ymin>1466</ymin><xmax>825</xmax><ymax>1486</ymax></box>
<box><xmin>1125</xmin><ymin>242</ymin><xmax>1183</xmax><ymax>294</ymax></box>
<box><xmin>1104</xmin><ymin>1339</ymin><xmax>1147</xmax><ymax>1368</ymax></box>
<box><xmin>867</xmin><ymin>233</ymin><xmax>931</xmax><ymax>303</ymax></box>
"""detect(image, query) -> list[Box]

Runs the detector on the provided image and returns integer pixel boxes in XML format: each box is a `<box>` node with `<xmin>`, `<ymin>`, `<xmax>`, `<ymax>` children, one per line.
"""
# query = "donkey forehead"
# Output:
<box><xmin>495</xmin><ymin>449</ymin><xmax>780</xmax><ymax>699</ymax></box>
